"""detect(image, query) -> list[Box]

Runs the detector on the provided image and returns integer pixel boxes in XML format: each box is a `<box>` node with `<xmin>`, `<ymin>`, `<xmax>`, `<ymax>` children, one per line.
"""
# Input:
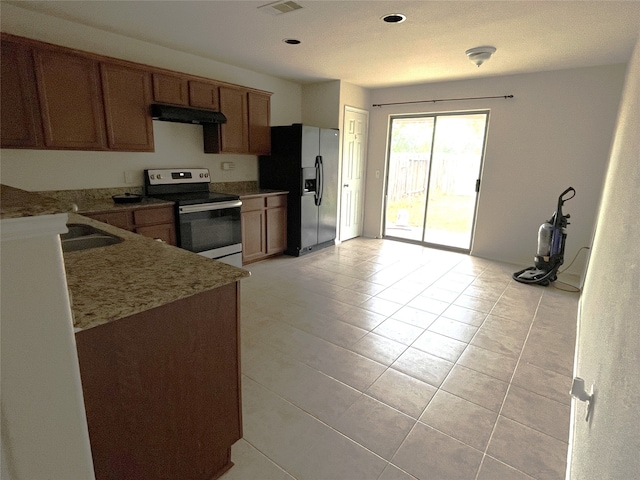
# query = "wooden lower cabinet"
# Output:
<box><xmin>83</xmin><ymin>204</ymin><xmax>176</xmax><ymax>245</ymax></box>
<box><xmin>75</xmin><ymin>283</ymin><xmax>242</xmax><ymax>480</ymax></box>
<box><xmin>266</xmin><ymin>204</ymin><xmax>287</xmax><ymax>254</ymax></box>
<box><xmin>241</xmin><ymin>209</ymin><xmax>266</xmax><ymax>263</ymax></box>
<box><xmin>84</xmin><ymin>210</ymin><xmax>133</xmax><ymax>231</ymax></box>
<box><xmin>133</xmin><ymin>206</ymin><xmax>176</xmax><ymax>245</ymax></box>
<box><xmin>241</xmin><ymin>193</ymin><xmax>286</xmax><ymax>265</ymax></box>
<box><xmin>135</xmin><ymin>223</ymin><xmax>175</xmax><ymax>245</ymax></box>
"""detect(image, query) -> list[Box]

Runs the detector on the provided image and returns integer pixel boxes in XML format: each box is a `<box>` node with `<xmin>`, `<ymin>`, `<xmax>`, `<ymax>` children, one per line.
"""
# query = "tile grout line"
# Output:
<box><xmin>243</xmin><ymin>243</ymin><xmax>562</xmax><ymax>480</ymax></box>
<box><xmin>378</xmin><ymin>262</ymin><xmax>501</xmax><ymax>477</ymax></box>
<box><xmin>474</xmin><ymin>285</ymin><xmax>545</xmax><ymax>480</ymax></box>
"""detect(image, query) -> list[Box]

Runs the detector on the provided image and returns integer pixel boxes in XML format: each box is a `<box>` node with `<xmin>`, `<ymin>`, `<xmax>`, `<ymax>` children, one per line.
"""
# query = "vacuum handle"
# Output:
<box><xmin>560</xmin><ymin>187</ymin><xmax>576</xmax><ymax>203</ymax></box>
<box><xmin>554</xmin><ymin>186</ymin><xmax>575</xmax><ymax>228</ymax></box>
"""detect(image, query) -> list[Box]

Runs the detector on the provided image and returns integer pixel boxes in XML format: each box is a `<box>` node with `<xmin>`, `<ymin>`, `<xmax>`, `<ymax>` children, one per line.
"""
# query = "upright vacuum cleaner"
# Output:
<box><xmin>513</xmin><ymin>187</ymin><xmax>575</xmax><ymax>286</ymax></box>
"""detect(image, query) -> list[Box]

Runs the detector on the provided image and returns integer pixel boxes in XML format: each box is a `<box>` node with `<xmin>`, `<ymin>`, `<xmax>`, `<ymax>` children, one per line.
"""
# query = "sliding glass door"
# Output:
<box><xmin>384</xmin><ymin>111</ymin><xmax>488</xmax><ymax>252</ymax></box>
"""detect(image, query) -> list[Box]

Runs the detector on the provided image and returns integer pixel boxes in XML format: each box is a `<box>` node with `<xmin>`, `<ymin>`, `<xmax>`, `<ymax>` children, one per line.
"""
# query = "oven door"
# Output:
<box><xmin>178</xmin><ymin>200</ymin><xmax>242</xmax><ymax>266</ymax></box>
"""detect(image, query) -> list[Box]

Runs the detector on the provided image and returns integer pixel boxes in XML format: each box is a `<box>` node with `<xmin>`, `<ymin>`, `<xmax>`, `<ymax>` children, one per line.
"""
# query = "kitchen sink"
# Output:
<box><xmin>61</xmin><ymin>224</ymin><xmax>123</xmax><ymax>252</ymax></box>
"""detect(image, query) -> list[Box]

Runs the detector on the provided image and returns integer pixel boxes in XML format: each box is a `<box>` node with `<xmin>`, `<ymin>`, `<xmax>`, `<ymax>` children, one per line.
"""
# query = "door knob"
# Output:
<box><xmin>343</xmin><ymin>184</ymin><xmax>349</xmax><ymax>188</ymax></box>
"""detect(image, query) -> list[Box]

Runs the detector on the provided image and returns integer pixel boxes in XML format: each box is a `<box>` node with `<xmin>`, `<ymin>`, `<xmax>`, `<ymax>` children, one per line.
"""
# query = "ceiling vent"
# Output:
<box><xmin>258</xmin><ymin>1</ymin><xmax>303</xmax><ymax>16</ymax></box>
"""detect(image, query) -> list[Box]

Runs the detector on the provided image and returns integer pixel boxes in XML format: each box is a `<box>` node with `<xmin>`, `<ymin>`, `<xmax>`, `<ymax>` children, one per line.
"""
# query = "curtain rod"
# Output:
<box><xmin>372</xmin><ymin>94</ymin><xmax>514</xmax><ymax>108</ymax></box>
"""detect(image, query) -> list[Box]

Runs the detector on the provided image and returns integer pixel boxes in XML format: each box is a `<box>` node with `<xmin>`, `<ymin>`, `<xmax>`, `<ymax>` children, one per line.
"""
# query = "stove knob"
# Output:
<box><xmin>157</xmin><ymin>174</ymin><xmax>162</xmax><ymax>180</ymax></box>
<box><xmin>204</xmin><ymin>173</ymin><xmax>209</xmax><ymax>178</ymax></box>
<box><xmin>150</xmin><ymin>174</ymin><xmax>155</xmax><ymax>180</ymax></box>
<box><xmin>199</xmin><ymin>173</ymin><xmax>204</xmax><ymax>178</ymax></box>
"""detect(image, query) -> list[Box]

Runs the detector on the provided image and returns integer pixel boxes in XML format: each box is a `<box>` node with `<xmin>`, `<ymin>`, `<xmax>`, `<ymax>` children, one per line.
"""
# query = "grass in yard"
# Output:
<box><xmin>386</xmin><ymin>192</ymin><xmax>475</xmax><ymax>233</ymax></box>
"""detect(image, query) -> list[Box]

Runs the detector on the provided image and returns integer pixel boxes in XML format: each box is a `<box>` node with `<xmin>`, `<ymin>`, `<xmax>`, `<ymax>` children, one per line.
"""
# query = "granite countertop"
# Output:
<box><xmin>238</xmin><ymin>189</ymin><xmax>289</xmax><ymax>199</ymax></box>
<box><xmin>215</xmin><ymin>187</ymin><xmax>289</xmax><ymax>199</ymax></box>
<box><xmin>65</xmin><ymin>213</ymin><xmax>250</xmax><ymax>331</ymax></box>
<box><xmin>0</xmin><ymin>185</ymin><xmax>69</xmax><ymax>219</ymax></box>
<box><xmin>38</xmin><ymin>187</ymin><xmax>174</xmax><ymax>214</ymax></box>
<box><xmin>76</xmin><ymin>196</ymin><xmax>173</xmax><ymax>214</ymax></box>
<box><xmin>2</xmin><ymin>184</ymin><xmax>250</xmax><ymax>332</ymax></box>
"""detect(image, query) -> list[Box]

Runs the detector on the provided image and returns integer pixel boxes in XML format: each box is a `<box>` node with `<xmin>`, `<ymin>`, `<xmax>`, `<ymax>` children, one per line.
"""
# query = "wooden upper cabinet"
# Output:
<box><xmin>101</xmin><ymin>63</ymin><xmax>154</xmax><ymax>151</ymax></box>
<box><xmin>188</xmin><ymin>80</ymin><xmax>220</xmax><ymax>110</ymax></box>
<box><xmin>33</xmin><ymin>49</ymin><xmax>106</xmax><ymax>150</ymax></box>
<box><xmin>248</xmin><ymin>91</ymin><xmax>271</xmax><ymax>155</ymax></box>
<box><xmin>152</xmin><ymin>73</ymin><xmax>188</xmax><ymax>106</ymax></box>
<box><xmin>1</xmin><ymin>35</ymin><xmax>271</xmax><ymax>155</ymax></box>
<box><xmin>0</xmin><ymin>38</ymin><xmax>43</xmax><ymax>148</ymax></box>
<box><xmin>219</xmin><ymin>86</ymin><xmax>248</xmax><ymax>153</ymax></box>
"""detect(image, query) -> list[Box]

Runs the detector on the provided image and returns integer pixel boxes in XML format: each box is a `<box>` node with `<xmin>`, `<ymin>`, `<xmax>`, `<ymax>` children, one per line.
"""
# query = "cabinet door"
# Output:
<box><xmin>189</xmin><ymin>80</ymin><xmax>219</xmax><ymax>110</ymax></box>
<box><xmin>84</xmin><ymin>211</ymin><xmax>133</xmax><ymax>230</ymax></box>
<box><xmin>34</xmin><ymin>49</ymin><xmax>106</xmax><ymax>149</ymax></box>
<box><xmin>75</xmin><ymin>285</ymin><xmax>240</xmax><ymax>480</ymax></box>
<box><xmin>266</xmin><ymin>206</ymin><xmax>287</xmax><ymax>255</ymax></box>
<box><xmin>136</xmin><ymin>224</ymin><xmax>176</xmax><ymax>245</ymax></box>
<box><xmin>241</xmin><ymin>209</ymin><xmax>266</xmax><ymax>264</ymax></box>
<box><xmin>248</xmin><ymin>91</ymin><xmax>271</xmax><ymax>155</ymax></box>
<box><xmin>0</xmin><ymin>38</ymin><xmax>43</xmax><ymax>148</ymax></box>
<box><xmin>152</xmin><ymin>73</ymin><xmax>188</xmax><ymax>105</ymax></box>
<box><xmin>132</xmin><ymin>205</ymin><xmax>174</xmax><ymax>226</ymax></box>
<box><xmin>101</xmin><ymin>63</ymin><xmax>154</xmax><ymax>151</ymax></box>
<box><xmin>219</xmin><ymin>86</ymin><xmax>248</xmax><ymax>153</ymax></box>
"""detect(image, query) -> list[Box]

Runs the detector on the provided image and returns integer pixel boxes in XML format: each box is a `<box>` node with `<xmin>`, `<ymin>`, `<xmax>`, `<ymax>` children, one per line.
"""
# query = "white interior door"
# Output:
<box><xmin>340</xmin><ymin>106</ymin><xmax>368</xmax><ymax>241</ymax></box>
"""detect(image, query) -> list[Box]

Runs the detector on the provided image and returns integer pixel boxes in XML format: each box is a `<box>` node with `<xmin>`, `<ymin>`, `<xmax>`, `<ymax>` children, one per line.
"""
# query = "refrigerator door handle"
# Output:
<box><xmin>314</xmin><ymin>156</ymin><xmax>321</xmax><ymax>206</ymax></box>
<box><xmin>314</xmin><ymin>156</ymin><xmax>320</xmax><ymax>206</ymax></box>
<box><xmin>317</xmin><ymin>155</ymin><xmax>324</xmax><ymax>206</ymax></box>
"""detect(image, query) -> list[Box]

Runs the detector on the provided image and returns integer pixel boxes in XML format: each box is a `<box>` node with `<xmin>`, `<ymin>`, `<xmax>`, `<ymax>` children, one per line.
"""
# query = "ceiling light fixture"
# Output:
<box><xmin>465</xmin><ymin>46</ymin><xmax>497</xmax><ymax>67</ymax></box>
<box><xmin>382</xmin><ymin>13</ymin><xmax>406</xmax><ymax>24</ymax></box>
<box><xmin>283</xmin><ymin>38</ymin><xmax>301</xmax><ymax>45</ymax></box>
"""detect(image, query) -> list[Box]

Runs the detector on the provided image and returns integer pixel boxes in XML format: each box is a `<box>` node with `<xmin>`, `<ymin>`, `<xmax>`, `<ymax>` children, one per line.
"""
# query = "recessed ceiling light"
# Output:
<box><xmin>382</xmin><ymin>13</ymin><xmax>406</xmax><ymax>24</ymax></box>
<box><xmin>283</xmin><ymin>38</ymin><xmax>301</xmax><ymax>45</ymax></box>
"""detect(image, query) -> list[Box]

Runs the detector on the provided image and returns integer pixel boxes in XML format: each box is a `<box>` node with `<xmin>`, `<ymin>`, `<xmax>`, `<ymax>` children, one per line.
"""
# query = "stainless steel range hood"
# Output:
<box><xmin>151</xmin><ymin>104</ymin><xmax>227</xmax><ymax>125</ymax></box>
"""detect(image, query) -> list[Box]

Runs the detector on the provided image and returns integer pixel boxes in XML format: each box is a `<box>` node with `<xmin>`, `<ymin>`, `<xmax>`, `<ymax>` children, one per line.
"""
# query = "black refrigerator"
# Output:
<box><xmin>259</xmin><ymin>124</ymin><xmax>339</xmax><ymax>256</ymax></box>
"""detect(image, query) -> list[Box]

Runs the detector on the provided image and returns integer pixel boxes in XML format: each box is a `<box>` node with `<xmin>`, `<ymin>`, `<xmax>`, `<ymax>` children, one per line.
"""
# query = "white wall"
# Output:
<box><xmin>339</xmin><ymin>81</ymin><xmax>372</xmax><ymax>134</ymax></box>
<box><xmin>0</xmin><ymin>3</ymin><xmax>302</xmax><ymax>191</ymax></box>
<box><xmin>568</xmin><ymin>34</ymin><xmax>640</xmax><ymax>479</ymax></box>
<box><xmin>300</xmin><ymin>80</ymin><xmax>371</xmax><ymax>130</ymax></box>
<box><xmin>364</xmin><ymin>65</ymin><xmax>626</xmax><ymax>275</ymax></box>
<box><xmin>301</xmin><ymin>80</ymin><xmax>341</xmax><ymax>129</ymax></box>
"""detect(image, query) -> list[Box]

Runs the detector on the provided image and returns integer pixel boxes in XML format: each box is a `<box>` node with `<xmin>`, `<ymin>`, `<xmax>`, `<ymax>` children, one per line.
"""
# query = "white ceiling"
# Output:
<box><xmin>6</xmin><ymin>1</ymin><xmax>640</xmax><ymax>88</ymax></box>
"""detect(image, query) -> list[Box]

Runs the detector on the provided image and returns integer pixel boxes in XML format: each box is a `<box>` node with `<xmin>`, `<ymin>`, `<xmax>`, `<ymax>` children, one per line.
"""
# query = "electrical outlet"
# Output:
<box><xmin>124</xmin><ymin>171</ymin><xmax>135</xmax><ymax>184</ymax></box>
<box><xmin>375</xmin><ymin>170</ymin><xmax>380</xmax><ymax>179</ymax></box>
<box><xmin>221</xmin><ymin>162</ymin><xmax>236</xmax><ymax>171</ymax></box>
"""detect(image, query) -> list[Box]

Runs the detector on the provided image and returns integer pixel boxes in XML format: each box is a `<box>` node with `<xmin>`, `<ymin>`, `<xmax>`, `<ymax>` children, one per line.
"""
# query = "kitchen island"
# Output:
<box><xmin>64</xmin><ymin>212</ymin><xmax>248</xmax><ymax>331</ymax></box>
<box><xmin>66</xmin><ymin>214</ymin><xmax>249</xmax><ymax>480</ymax></box>
<box><xmin>2</xmin><ymin>185</ymin><xmax>250</xmax><ymax>480</ymax></box>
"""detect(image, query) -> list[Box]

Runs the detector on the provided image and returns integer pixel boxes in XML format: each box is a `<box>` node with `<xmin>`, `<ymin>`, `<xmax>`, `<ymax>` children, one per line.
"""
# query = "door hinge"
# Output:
<box><xmin>475</xmin><ymin>179</ymin><xmax>481</xmax><ymax>193</ymax></box>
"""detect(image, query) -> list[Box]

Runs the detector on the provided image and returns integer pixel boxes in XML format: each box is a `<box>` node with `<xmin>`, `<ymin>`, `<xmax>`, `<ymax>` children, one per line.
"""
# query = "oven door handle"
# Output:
<box><xmin>179</xmin><ymin>200</ymin><xmax>242</xmax><ymax>214</ymax></box>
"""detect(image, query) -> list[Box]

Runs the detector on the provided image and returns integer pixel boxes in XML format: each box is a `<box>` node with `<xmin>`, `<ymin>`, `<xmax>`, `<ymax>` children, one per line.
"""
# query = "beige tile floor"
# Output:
<box><xmin>221</xmin><ymin>238</ymin><xmax>578</xmax><ymax>480</ymax></box>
